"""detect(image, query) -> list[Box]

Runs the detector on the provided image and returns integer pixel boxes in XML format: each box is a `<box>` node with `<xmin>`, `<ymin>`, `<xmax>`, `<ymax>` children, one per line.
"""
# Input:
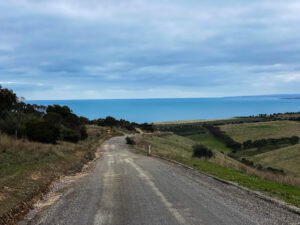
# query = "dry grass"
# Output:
<box><xmin>0</xmin><ymin>125</ymin><xmax>117</xmax><ymax>220</ymax></box>
<box><xmin>220</xmin><ymin>120</ymin><xmax>300</xmax><ymax>142</ymax></box>
<box><xmin>249</xmin><ymin>144</ymin><xmax>300</xmax><ymax>177</ymax></box>
<box><xmin>216</xmin><ymin>156</ymin><xmax>300</xmax><ymax>187</ymax></box>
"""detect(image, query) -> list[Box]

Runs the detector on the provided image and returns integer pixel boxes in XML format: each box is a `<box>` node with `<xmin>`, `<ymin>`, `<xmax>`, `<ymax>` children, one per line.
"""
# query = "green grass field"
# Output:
<box><xmin>136</xmin><ymin>133</ymin><xmax>300</xmax><ymax>207</ymax></box>
<box><xmin>249</xmin><ymin>144</ymin><xmax>300</xmax><ymax>176</ymax></box>
<box><xmin>220</xmin><ymin>120</ymin><xmax>300</xmax><ymax>143</ymax></box>
<box><xmin>187</xmin><ymin>132</ymin><xmax>232</xmax><ymax>153</ymax></box>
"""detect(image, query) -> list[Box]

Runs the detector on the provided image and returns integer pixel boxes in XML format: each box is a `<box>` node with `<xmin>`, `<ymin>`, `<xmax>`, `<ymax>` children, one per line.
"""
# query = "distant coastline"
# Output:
<box><xmin>282</xmin><ymin>97</ymin><xmax>300</xmax><ymax>100</ymax></box>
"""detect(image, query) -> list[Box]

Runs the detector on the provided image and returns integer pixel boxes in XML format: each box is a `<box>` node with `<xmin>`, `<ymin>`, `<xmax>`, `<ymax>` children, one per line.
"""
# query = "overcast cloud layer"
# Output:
<box><xmin>1</xmin><ymin>0</ymin><xmax>300</xmax><ymax>99</ymax></box>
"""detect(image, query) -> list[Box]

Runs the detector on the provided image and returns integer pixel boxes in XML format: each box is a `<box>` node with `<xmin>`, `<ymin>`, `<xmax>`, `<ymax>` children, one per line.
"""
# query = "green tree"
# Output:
<box><xmin>0</xmin><ymin>86</ymin><xmax>17</xmax><ymax>113</ymax></box>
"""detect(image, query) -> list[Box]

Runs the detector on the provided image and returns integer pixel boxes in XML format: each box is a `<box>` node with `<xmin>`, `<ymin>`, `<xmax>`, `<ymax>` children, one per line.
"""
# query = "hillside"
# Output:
<box><xmin>249</xmin><ymin>144</ymin><xmax>300</xmax><ymax>176</ymax></box>
<box><xmin>219</xmin><ymin>120</ymin><xmax>300</xmax><ymax>142</ymax></box>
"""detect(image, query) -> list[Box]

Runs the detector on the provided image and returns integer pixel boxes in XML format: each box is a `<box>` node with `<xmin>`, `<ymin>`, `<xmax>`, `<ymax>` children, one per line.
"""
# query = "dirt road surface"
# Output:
<box><xmin>20</xmin><ymin>136</ymin><xmax>300</xmax><ymax>225</ymax></box>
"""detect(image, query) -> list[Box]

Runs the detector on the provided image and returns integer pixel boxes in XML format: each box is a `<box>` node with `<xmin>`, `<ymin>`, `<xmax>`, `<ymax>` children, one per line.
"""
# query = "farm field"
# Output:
<box><xmin>219</xmin><ymin>120</ymin><xmax>300</xmax><ymax>143</ymax></box>
<box><xmin>136</xmin><ymin>133</ymin><xmax>242</xmax><ymax>170</ymax></box>
<box><xmin>187</xmin><ymin>132</ymin><xmax>231</xmax><ymax>153</ymax></box>
<box><xmin>249</xmin><ymin>144</ymin><xmax>300</xmax><ymax>177</ymax></box>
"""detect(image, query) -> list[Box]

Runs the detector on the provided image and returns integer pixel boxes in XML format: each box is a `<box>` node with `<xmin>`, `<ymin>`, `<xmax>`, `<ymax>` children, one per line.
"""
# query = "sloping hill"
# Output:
<box><xmin>220</xmin><ymin>120</ymin><xmax>300</xmax><ymax>142</ymax></box>
<box><xmin>250</xmin><ymin>144</ymin><xmax>300</xmax><ymax>176</ymax></box>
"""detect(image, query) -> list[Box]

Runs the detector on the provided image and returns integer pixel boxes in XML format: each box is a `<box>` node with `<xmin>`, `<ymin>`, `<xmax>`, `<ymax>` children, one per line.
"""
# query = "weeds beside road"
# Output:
<box><xmin>0</xmin><ymin>125</ymin><xmax>120</xmax><ymax>224</ymax></box>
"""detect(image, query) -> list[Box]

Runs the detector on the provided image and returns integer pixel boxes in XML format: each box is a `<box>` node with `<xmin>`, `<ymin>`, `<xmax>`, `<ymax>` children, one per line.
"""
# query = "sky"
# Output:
<box><xmin>1</xmin><ymin>0</ymin><xmax>300</xmax><ymax>100</ymax></box>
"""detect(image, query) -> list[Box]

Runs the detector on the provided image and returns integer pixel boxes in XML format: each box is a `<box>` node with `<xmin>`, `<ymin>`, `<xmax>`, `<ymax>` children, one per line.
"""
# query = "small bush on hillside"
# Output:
<box><xmin>61</xmin><ymin>127</ymin><xmax>80</xmax><ymax>143</ymax></box>
<box><xmin>192</xmin><ymin>144</ymin><xmax>214</xmax><ymax>159</ymax></box>
<box><xmin>126</xmin><ymin>137</ymin><xmax>135</xmax><ymax>145</ymax></box>
<box><xmin>80</xmin><ymin>126</ymin><xmax>88</xmax><ymax>140</ymax></box>
<box><xmin>25</xmin><ymin>120</ymin><xmax>60</xmax><ymax>144</ymax></box>
<box><xmin>241</xmin><ymin>158</ymin><xmax>254</xmax><ymax>167</ymax></box>
<box><xmin>266</xmin><ymin>167</ymin><xmax>285</xmax><ymax>174</ymax></box>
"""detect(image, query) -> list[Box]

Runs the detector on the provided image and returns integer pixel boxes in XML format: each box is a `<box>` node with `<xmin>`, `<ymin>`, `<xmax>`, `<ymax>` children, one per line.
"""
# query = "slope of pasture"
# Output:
<box><xmin>219</xmin><ymin>120</ymin><xmax>300</xmax><ymax>143</ymax></box>
<box><xmin>187</xmin><ymin>132</ymin><xmax>231</xmax><ymax>153</ymax></box>
<box><xmin>137</xmin><ymin>133</ymin><xmax>240</xmax><ymax>169</ymax></box>
<box><xmin>249</xmin><ymin>144</ymin><xmax>300</xmax><ymax>176</ymax></box>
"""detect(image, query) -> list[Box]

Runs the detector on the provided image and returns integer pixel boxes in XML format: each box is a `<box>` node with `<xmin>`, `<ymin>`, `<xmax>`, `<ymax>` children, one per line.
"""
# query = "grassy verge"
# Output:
<box><xmin>0</xmin><ymin>125</ymin><xmax>119</xmax><ymax>221</ymax></box>
<box><xmin>135</xmin><ymin>134</ymin><xmax>300</xmax><ymax>208</ymax></box>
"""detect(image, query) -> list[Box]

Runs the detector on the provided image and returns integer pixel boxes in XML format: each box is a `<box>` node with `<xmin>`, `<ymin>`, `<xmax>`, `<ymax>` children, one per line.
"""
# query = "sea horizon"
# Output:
<box><xmin>28</xmin><ymin>95</ymin><xmax>300</xmax><ymax>123</ymax></box>
<box><xmin>26</xmin><ymin>93</ymin><xmax>300</xmax><ymax>101</ymax></box>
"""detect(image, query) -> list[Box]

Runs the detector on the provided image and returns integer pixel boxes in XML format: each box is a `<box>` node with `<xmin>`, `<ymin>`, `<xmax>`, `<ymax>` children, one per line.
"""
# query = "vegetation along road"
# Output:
<box><xmin>20</xmin><ymin>136</ymin><xmax>300</xmax><ymax>225</ymax></box>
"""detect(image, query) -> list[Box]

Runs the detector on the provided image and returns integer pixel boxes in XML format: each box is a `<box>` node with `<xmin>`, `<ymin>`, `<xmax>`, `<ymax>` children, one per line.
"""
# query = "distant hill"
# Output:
<box><xmin>224</xmin><ymin>94</ymin><xmax>300</xmax><ymax>99</ymax></box>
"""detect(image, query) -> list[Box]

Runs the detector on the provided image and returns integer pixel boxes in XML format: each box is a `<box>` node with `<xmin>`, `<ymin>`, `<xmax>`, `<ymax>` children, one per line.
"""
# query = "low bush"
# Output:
<box><xmin>192</xmin><ymin>144</ymin><xmax>214</xmax><ymax>159</ymax></box>
<box><xmin>126</xmin><ymin>137</ymin><xmax>136</xmax><ymax>145</ymax></box>
<box><xmin>61</xmin><ymin>127</ymin><xmax>80</xmax><ymax>143</ymax></box>
<box><xmin>241</xmin><ymin>158</ymin><xmax>254</xmax><ymax>167</ymax></box>
<box><xmin>25</xmin><ymin>120</ymin><xmax>60</xmax><ymax>144</ymax></box>
<box><xmin>79</xmin><ymin>126</ymin><xmax>88</xmax><ymax>140</ymax></box>
<box><xmin>266</xmin><ymin>166</ymin><xmax>285</xmax><ymax>174</ymax></box>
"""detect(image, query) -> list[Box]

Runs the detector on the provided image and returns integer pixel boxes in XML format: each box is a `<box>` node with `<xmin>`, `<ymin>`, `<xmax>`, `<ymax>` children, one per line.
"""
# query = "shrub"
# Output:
<box><xmin>241</xmin><ymin>158</ymin><xmax>254</xmax><ymax>167</ymax></box>
<box><xmin>61</xmin><ymin>127</ymin><xmax>80</xmax><ymax>143</ymax></box>
<box><xmin>126</xmin><ymin>137</ymin><xmax>135</xmax><ymax>145</ymax></box>
<box><xmin>25</xmin><ymin>120</ymin><xmax>60</xmax><ymax>144</ymax></box>
<box><xmin>192</xmin><ymin>144</ymin><xmax>214</xmax><ymax>159</ymax></box>
<box><xmin>290</xmin><ymin>136</ymin><xmax>299</xmax><ymax>145</ymax></box>
<box><xmin>79</xmin><ymin>126</ymin><xmax>88</xmax><ymax>140</ymax></box>
<box><xmin>266</xmin><ymin>167</ymin><xmax>285</xmax><ymax>174</ymax></box>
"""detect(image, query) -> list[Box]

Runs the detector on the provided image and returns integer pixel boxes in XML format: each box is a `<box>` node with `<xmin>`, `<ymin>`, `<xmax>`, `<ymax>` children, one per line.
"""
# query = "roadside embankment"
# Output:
<box><xmin>0</xmin><ymin>126</ymin><xmax>120</xmax><ymax>225</ymax></box>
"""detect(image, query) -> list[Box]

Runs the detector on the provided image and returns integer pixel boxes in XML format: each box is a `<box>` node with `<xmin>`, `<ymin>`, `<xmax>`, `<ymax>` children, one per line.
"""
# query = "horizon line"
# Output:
<box><xmin>26</xmin><ymin>93</ymin><xmax>300</xmax><ymax>102</ymax></box>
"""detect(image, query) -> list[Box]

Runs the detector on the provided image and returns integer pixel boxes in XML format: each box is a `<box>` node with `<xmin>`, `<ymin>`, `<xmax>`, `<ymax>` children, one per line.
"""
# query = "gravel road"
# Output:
<box><xmin>20</xmin><ymin>136</ymin><xmax>300</xmax><ymax>225</ymax></box>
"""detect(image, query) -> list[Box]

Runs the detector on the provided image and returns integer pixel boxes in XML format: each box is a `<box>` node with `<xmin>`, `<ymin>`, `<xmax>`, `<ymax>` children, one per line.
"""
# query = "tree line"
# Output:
<box><xmin>0</xmin><ymin>86</ymin><xmax>89</xmax><ymax>143</ymax></box>
<box><xmin>157</xmin><ymin>124</ymin><xmax>206</xmax><ymax>136</ymax></box>
<box><xmin>203</xmin><ymin>124</ymin><xmax>299</xmax><ymax>151</ymax></box>
<box><xmin>90</xmin><ymin>117</ymin><xmax>155</xmax><ymax>132</ymax></box>
<box><xmin>0</xmin><ymin>86</ymin><xmax>154</xmax><ymax>144</ymax></box>
<box><xmin>203</xmin><ymin>124</ymin><xmax>242</xmax><ymax>150</ymax></box>
<box><xmin>242</xmin><ymin>136</ymin><xmax>299</xmax><ymax>149</ymax></box>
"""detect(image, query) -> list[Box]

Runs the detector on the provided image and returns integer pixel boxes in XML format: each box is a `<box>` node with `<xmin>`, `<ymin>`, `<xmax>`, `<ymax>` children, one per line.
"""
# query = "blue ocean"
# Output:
<box><xmin>28</xmin><ymin>97</ymin><xmax>300</xmax><ymax>123</ymax></box>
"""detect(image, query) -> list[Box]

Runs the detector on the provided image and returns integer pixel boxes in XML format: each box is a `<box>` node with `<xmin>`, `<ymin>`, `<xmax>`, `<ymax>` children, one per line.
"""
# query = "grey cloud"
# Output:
<box><xmin>0</xmin><ymin>0</ymin><xmax>300</xmax><ymax>99</ymax></box>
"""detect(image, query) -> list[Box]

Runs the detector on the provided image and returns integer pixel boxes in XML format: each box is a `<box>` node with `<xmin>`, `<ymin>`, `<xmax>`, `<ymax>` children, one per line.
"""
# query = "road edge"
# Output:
<box><xmin>1</xmin><ymin>135</ymin><xmax>117</xmax><ymax>225</ymax></box>
<box><xmin>150</xmin><ymin>153</ymin><xmax>300</xmax><ymax>216</ymax></box>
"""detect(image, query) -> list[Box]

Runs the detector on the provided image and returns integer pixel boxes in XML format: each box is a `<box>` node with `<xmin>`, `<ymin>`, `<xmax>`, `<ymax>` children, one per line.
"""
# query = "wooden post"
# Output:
<box><xmin>148</xmin><ymin>144</ymin><xmax>151</xmax><ymax>156</ymax></box>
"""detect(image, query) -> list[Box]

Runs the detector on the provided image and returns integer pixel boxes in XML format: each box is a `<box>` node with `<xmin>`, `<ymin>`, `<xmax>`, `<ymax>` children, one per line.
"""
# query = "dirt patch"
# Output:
<box><xmin>35</xmin><ymin>192</ymin><xmax>62</xmax><ymax>210</ymax></box>
<box><xmin>19</xmin><ymin>146</ymin><xmax>106</xmax><ymax>224</ymax></box>
<box><xmin>31</xmin><ymin>172</ymin><xmax>42</xmax><ymax>181</ymax></box>
<box><xmin>0</xmin><ymin>192</ymin><xmax>6</xmax><ymax>201</ymax></box>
